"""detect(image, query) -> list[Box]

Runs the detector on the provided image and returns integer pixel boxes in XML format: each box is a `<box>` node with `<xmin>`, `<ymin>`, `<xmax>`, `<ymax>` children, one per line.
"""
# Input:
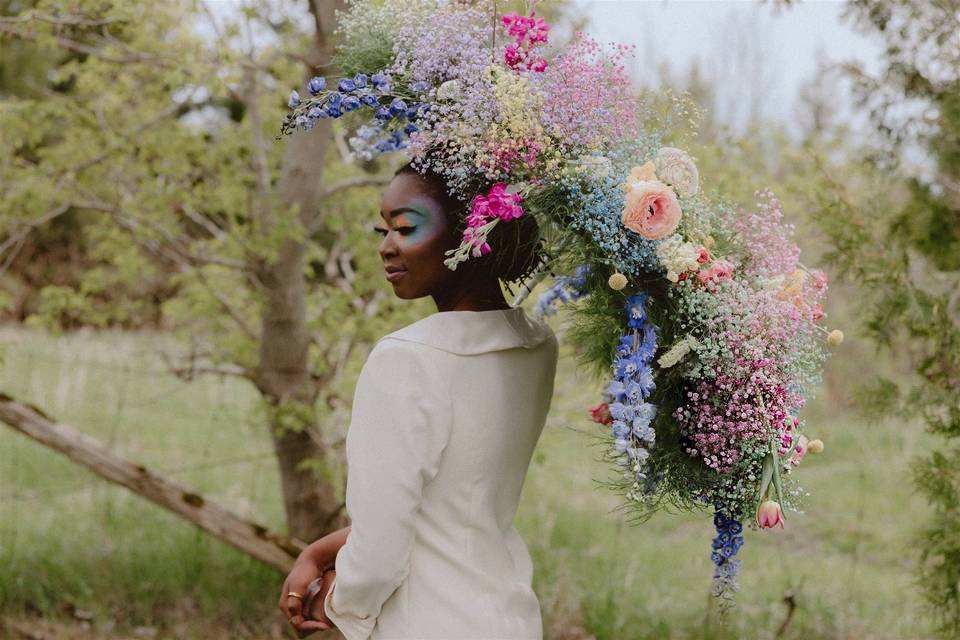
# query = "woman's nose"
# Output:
<box><xmin>378</xmin><ymin>232</ymin><xmax>398</xmax><ymax>261</ymax></box>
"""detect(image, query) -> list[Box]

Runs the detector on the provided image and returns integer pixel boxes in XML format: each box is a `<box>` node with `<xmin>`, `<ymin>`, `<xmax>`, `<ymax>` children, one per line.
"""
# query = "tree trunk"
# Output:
<box><xmin>254</xmin><ymin>0</ymin><xmax>348</xmax><ymax>543</ymax></box>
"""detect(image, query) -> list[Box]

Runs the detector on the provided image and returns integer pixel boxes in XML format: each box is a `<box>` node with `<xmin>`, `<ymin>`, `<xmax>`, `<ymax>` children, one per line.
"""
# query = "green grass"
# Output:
<box><xmin>0</xmin><ymin>326</ymin><xmax>937</xmax><ymax>639</ymax></box>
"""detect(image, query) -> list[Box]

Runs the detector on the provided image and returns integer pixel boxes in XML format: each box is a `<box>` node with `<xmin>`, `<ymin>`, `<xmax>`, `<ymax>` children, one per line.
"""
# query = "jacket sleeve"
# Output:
<box><xmin>322</xmin><ymin>338</ymin><xmax>453</xmax><ymax>640</ymax></box>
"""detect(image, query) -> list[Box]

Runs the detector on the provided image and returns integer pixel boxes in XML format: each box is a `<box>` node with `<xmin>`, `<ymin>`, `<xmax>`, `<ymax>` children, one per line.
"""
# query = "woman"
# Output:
<box><xmin>279</xmin><ymin>162</ymin><xmax>559</xmax><ymax>639</ymax></box>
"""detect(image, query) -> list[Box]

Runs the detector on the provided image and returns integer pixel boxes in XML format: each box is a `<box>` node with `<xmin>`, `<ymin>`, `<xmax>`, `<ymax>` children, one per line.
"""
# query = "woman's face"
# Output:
<box><xmin>374</xmin><ymin>172</ymin><xmax>462</xmax><ymax>300</ymax></box>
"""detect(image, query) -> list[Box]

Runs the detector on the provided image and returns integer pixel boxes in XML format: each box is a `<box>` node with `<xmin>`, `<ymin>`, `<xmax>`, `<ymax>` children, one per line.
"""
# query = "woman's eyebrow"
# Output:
<box><xmin>382</xmin><ymin>207</ymin><xmax>428</xmax><ymax>219</ymax></box>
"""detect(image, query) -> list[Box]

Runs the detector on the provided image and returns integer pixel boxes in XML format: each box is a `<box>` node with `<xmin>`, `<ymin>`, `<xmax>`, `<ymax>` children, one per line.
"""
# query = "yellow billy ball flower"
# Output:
<box><xmin>608</xmin><ymin>272</ymin><xmax>628</xmax><ymax>290</ymax></box>
<box><xmin>827</xmin><ymin>329</ymin><xmax>844</xmax><ymax>347</ymax></box>
<box><xmin>807</xmin><ymin>439</ymin><xmax>824</xmax><ymax>454</ymax></box>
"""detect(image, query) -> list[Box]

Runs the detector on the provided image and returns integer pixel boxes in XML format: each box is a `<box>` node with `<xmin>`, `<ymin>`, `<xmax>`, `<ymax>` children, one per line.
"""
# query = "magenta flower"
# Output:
<box><xmin>501</xmin><ymin>10</ymin><xmax>550</xmax><ymax>72</ymax></box>
<box><xmin>504</xmin><ymin>43</ymin><xmax>522</xmax><ymax>67</ymax></box>
<box><xmin>471</xmin><ymin>183</ymin><xmax>524</xmax><ymax>223</ymax></box>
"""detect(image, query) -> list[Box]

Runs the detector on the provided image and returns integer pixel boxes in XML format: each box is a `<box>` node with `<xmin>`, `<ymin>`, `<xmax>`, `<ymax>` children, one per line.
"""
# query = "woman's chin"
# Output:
<box><xmin>389</xmin><ymin>282</ymin><xmax>419</xmax><ymax>299</ymax></box>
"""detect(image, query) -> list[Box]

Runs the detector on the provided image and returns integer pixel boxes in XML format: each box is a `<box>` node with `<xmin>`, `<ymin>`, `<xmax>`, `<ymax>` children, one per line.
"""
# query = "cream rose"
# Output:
<box><xmin>654</xmin><ymin>147</ymin><xmax>699</xmax><ymax>197</ymax></box>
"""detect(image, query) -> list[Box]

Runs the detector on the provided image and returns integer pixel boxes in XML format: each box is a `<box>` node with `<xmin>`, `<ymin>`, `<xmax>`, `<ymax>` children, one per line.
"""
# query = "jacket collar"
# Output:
<box><xmin>384</xmin><ymin>307</ymin><xmax>554</xmax><ymax>355</ymax></box>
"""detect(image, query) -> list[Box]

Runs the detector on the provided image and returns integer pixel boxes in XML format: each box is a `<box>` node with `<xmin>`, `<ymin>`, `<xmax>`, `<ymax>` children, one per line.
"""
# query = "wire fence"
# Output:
<box><xmin>0</xmin><ymin>334</ymin><xmax>337</xmax><ymax>515</ymax></box>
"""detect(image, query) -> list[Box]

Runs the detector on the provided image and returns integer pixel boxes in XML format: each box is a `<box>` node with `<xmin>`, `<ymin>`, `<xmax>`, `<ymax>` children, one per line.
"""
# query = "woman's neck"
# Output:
<box><xmin>432</xmin><ymin>280</ymin><xmax>511</xmax><ymax>312</ymax></box>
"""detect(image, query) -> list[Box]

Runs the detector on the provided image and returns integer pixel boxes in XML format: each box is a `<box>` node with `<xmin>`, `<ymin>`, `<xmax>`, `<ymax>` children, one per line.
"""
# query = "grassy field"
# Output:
<box><xmin>0</xmin><ymin>325</ymin><xmax>935</xmax><ymax>639</ymax></box>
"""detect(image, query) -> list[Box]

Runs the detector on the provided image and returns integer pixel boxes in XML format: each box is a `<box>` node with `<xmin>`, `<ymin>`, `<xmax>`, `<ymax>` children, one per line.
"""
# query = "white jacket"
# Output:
<box><xmin>323</xmin><ymin>307</ymin><xmax>559</xmax><ymax>640</ymax></box>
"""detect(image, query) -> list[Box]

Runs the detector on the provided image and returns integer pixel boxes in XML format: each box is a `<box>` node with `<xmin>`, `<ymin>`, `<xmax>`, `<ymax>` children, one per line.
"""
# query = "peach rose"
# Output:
<box><xmin>622</xmin><ymin>180</ymin><xmax>682</xmax><ymax>240</ymax></box>
<box><xmin>622</xmin><ymin>161</ymin><xmax>657</xmax><ymax>193</ymax></box>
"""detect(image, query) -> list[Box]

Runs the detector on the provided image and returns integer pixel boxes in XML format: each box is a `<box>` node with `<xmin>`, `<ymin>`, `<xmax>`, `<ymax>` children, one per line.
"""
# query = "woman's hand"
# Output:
<box><xmin>303</xmin><ymin>569</ymin><xmax>337</xmax><ymax>627</ymax></box>
<box><xmin>279</xmin><ymin>557</ymin><xmax>332</xmax><ymax>638</ymax></box>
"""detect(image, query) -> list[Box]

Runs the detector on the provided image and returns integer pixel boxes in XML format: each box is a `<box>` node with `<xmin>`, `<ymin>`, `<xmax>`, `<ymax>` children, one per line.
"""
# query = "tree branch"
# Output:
<box><xmin>306</xmin><ymin>174</ymin><xmax>394</xmax><ymax>235</ymax></box>
<box><xmin>0</xmin><ymin>12</ymin><xmax>123</xmax><ymax>27</ymax></box>
<box><xmin>0</xmin><ymin>24</ymin><xmax>171</xmax><ymax>65</ymax></box>
<box><xmin>319</xmin><ymin>174</ymin><xmax>394</xmax><ymax>201</ymax></box>
<box><xmin>157</xmin><ymin>349</ymin><xmax>254</xmax><ymax>382</ymax></box>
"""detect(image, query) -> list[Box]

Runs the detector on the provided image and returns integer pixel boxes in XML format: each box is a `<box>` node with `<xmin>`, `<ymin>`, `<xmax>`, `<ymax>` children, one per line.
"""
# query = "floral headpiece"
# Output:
<box><xmin>280</xmin><ymin>0</ymin><xmax>842</xmax><ymax>614</ymax></box>
<box><xmin>281</xmin><ymin>0</ymin><xmax>635</xmax><ymax>273</ymax></box>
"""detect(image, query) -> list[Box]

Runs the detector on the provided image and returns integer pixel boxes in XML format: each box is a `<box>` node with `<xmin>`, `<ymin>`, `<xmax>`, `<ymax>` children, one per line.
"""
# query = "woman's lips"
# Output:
<box><xmin>384</xmin><ymin>269</ymin><xmax>407</xmax><ymax>283</ymax></box>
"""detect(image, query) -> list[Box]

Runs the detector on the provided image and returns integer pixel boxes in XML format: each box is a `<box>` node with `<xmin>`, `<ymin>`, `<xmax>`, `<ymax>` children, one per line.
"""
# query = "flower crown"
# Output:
<box><xmin>280</xmin><ymin>0</ymin><xmax>842</xmax><ymax>615</ymax></box>
<box><xmin>281</xmin><ymin>0</ymin><xmax>636</xmax><ymax>273</ymax></box>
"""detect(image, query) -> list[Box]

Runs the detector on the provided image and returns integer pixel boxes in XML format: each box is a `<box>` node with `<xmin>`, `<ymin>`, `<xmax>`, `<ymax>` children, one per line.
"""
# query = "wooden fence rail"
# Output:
<box><xmin>0</xmin><ymin>392</ymin><xmax>305</xmax><ymax>573</ymax></box>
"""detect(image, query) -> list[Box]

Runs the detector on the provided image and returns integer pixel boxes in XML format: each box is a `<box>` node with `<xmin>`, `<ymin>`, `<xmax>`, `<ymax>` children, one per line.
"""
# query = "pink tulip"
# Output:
<box><xmin>788</xmin><ymin>434</ymin><xmax>809</xmax><ymax>468</ymax></box>
<box><xmin>756</xmin><ymin>500</ymin><xmax>785</xmax><ymax>529</ymax></box>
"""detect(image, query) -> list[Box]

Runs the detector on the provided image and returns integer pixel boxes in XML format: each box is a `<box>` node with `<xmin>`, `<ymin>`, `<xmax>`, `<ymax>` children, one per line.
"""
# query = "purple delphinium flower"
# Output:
<box><xmin>710</xmin><ymin>510</ymin><xmax>744</xmax><ymax>612</ymax></box>
<box><xmin>307</xmin><ymin>76</ymin><xmax>326</xmax><ymax>96</ymax></box>
<box><xmin>389</xmin><ymin>98</ymin><xmax>408</xmax><ymax>116</ymax></box>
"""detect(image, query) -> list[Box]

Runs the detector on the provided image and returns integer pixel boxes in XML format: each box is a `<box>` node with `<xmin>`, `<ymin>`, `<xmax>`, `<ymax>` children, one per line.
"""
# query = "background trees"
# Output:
<box><xmin>815</xmin><ymin>2</ymin><xmax>960</xmax><ymax>637</ymax></box>
<box><xmin>0</xmin><ymin>0</ymin><xmax>420</xmax><ymax>543</ymax></box>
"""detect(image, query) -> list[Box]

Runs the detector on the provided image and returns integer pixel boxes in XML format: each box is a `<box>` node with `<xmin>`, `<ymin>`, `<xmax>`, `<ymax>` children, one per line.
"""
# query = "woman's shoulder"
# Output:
<box><xmin>376</xmin><ymin>307</ymin><xmax>555</xmax><ymax>357</ymax></box>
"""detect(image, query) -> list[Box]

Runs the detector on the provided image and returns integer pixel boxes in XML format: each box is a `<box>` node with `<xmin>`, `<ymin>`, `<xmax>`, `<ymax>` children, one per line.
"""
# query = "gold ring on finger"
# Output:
<box><xmin>287</xmin><ymin>591</ymin><xmax>303</xmax><ymax>599</ymax></box>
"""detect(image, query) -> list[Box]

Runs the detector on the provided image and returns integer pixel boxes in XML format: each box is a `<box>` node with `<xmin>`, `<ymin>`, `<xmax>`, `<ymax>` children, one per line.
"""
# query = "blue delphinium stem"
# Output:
<box><xmin>532</xmin><ymin>264</ymin><xmax>592</xmax><ymax>319</ymax></box>
<box><xmin>607</xmin><ymin>293</ymin><xmax>659</xmax><ymax>494</ymax></box>
<box><xmin>710</xmin><ymin>509</ymin><xmax>744</xmax><ymax>615</ymax></box>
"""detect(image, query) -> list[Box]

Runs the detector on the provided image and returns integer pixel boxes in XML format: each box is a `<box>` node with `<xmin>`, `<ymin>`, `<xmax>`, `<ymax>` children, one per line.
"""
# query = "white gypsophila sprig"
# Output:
<box><xmin>657</xmin><ymin>334</ymin><xmax>703</xmax><ymax>368</ymax></box>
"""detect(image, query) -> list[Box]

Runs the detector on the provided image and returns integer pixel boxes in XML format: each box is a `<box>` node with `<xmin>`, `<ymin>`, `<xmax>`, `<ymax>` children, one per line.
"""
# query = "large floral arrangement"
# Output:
<box><xmin>279</xmin><ymin>0</ymin><xmax>842</xmax><ymax>612</ymax></box>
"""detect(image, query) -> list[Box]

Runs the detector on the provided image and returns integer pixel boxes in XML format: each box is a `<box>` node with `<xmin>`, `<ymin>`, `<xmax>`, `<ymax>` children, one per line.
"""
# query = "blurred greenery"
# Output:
<box><xmin>825</xmin><ymin>3</ymin><xmax>960</xmax><ymax>637</ymax></box>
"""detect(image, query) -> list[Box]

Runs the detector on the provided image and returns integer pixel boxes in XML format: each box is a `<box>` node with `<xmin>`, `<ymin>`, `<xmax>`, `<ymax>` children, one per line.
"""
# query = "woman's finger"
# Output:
<box><xmin>284</xmin><ymin>592</ymin><xmax>304</xmax><ymax>623</ymax></box>
<box><xmin>278</xmin><ymin>576</ymin><xmax>290</xmax><ymax>612</ymax></box>
<box><xmin>293</xmin><ymin>619</ymin><xmax>330</xmax><ymax>639</ymax></box>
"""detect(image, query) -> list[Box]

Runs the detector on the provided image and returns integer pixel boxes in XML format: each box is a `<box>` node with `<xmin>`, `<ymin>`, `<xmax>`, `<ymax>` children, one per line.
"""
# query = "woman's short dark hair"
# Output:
<box><xmin>394</xmin><ymin>162</ymin><xmax>545</xmax><ymax>285</ymax></box>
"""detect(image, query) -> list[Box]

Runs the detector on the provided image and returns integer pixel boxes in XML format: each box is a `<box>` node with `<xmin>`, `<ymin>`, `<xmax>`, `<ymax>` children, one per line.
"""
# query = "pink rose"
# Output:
<box><xmin>756</xmin><ymin>500</ymin><xmax>785</xmax><ymax>529</ymax></box>
<box><xmin>710</xmin><ymin>258</ymin><xmax>734</xmax><ymax>281</ymax></box>
<box><xmin>622</xmin><ymin>181</ymin><xmax>682</xmax><ymax>240</ymax></box>
<box><xmin>696</xmin><ymin>246</ymin><xmax>710</xmax><ymax>264</ymax></box>
<box><xmin>589</xmin><ymin>402</ymin><xmax>612</xmax><ymax>426</ymax></box>
<box><xmin>696</xmin><ymin>258</ymin><xmax>735</xmax><ymax>292</ymax></box>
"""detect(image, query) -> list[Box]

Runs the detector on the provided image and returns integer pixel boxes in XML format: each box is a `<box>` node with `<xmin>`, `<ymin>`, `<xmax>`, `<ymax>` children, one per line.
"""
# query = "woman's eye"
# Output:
<box><xmin>371</xmin><ymin>225</ymin><xmax>416</xmax><ymax>236</ymax></box>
